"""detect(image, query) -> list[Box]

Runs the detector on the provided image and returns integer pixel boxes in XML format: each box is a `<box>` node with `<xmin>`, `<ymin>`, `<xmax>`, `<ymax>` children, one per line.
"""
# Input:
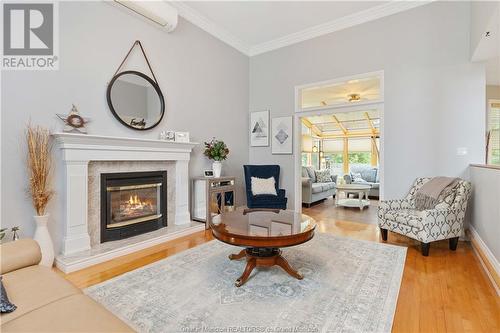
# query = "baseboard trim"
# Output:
<box><xmin>467</xmin><ymin>226</ymin><xmax>500</xmax><ymax>296</ymax></box>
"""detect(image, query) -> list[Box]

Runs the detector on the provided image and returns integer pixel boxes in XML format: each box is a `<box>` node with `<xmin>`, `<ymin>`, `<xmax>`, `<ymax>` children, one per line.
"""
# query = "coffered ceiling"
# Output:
<box><xmin>169</xmin><ymin>1</ymin><xmax>432</xmax><ymax>56</ymax></box>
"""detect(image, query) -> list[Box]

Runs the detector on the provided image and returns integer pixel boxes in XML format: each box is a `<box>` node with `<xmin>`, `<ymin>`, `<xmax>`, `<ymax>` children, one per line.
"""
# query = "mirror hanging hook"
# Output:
<box><xmin>112</xmin><ymin>40</ymin><xmax>159</xmax><ymax>85</ymax></box>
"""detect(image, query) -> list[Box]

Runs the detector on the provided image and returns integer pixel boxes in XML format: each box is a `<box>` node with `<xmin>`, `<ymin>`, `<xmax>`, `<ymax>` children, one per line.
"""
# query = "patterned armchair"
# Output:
<box><xmin>378</xmin><ymin>177</ymin><xmax>471</xmax><ymax>256</ymax></box>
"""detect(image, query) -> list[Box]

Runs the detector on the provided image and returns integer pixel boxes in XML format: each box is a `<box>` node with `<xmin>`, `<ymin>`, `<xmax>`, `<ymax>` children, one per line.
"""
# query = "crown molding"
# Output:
<box><xmin>169</xmin><ymin>1</ymin><xmax>432</xmax><ymax>57</ymax></box>
<box><xmin>248</xmin><ymin>1</ymin><xmax>433</xmax><ymax>56</ymax></box>
<box><xmin>168</xmin><ymin>1</ymin><xmax>251</xmax><ymax>55</ymax></box>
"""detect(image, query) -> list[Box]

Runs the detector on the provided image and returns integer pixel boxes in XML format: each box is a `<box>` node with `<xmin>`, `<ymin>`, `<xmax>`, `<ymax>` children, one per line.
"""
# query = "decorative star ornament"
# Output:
<box><xmin>57</xmin><ymin>104</ymin><xmax>90</xmax><ymax>133</ymax></box>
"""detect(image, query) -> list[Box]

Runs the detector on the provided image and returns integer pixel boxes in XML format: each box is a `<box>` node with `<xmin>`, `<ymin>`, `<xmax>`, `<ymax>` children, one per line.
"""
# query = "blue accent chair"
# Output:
<box><xmin>243</xmin><ymin>165</ymin><xmax>288</xmax><ymax>210</ymax></box>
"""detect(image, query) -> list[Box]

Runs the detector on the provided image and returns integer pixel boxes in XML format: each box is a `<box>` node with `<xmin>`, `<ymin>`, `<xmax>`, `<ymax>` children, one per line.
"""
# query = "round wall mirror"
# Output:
<box><xmin>106</xmin><ymin>70</ymin><xmax>165</xmax><ymax>130</ymax></box>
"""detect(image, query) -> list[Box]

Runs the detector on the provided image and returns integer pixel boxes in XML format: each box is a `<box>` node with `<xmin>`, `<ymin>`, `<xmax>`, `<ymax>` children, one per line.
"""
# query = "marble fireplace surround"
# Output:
<box><xmin>52</xmin><ymin>133</ymin><xmax>199</xmax><ymax>271</ymax></box>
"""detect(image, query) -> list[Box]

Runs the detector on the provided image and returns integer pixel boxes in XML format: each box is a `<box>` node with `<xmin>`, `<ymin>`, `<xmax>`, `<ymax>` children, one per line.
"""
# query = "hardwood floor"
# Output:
<box><xmin>59</xmin><ymin>204</ymin><xmax>500</xmax><ymax>333</ymax></box>
<box><xmin>305</xmin><ymin>196</ymin><xmax>379</xmax><ymax>225</ymax></box>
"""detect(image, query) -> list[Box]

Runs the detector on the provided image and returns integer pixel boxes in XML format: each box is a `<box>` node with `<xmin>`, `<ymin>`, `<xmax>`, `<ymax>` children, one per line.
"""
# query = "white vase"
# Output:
<box><xmin>212</xmin><ymin>161</ymin><xmax>222</xmax><ymax>178</ymax></box>
<box><xmin>33</xmin><ymin>214</ymin><xmax>55</xmax><ymax>267</ymax></box>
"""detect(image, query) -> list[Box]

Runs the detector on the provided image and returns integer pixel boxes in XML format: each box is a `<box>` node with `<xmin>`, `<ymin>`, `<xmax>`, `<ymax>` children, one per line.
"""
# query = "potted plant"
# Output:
<box><xmin>204</xmin><ymin>138</ymin><xmax>229</xmax><ymax>178</ymax></box>
<box><xmin>26</xmin><ymin>125</ymin><xmax>54</xmax><ymax>267</ymax></box>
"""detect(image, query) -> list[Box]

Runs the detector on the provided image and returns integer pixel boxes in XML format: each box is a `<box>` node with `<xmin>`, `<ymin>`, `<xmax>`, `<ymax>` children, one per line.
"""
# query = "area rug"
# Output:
<box><xmin>85</xmin><ymin>233</ymin><xmax>406</xmax><ymax>333</ymax></box>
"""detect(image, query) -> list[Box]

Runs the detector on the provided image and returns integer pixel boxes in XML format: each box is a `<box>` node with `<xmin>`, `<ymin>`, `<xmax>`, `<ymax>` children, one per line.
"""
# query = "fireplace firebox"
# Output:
<box><xmin>101</xmin><ymin>171</ymin><xmax>167</xmax><ymax>243</ymax></box>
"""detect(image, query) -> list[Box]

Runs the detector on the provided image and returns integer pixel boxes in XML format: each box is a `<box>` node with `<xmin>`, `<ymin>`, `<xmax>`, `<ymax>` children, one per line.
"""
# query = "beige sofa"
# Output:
<box><xmin>0</xmin><ymin>239</ymin><xmax>133</xmax><ymax>332</ymax></box>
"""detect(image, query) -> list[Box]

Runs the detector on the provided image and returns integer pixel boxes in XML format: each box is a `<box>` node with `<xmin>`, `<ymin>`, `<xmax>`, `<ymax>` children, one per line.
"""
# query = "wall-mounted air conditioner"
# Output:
<box><xmin>111</xmin><ymin>0</ymin><xmax>178</xmax><ymax>32</ymax></box>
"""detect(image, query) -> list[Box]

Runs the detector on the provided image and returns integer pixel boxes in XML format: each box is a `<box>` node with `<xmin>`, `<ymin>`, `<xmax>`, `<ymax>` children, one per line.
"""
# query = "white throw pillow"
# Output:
<box><xmin>251</xmin><ymin>177</ymin><xmax>277</xmax><ymax>196</ymax></box>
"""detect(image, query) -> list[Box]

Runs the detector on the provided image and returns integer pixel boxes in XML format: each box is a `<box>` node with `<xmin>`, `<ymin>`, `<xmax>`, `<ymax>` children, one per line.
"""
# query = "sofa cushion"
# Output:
<box><xmin>364</xmin><ymin>169</ymin><xmax>377</xmax><ymax>183</ymax></box>
<box><xmin>1</xmin><ymin>266</ymin><xmax>80</xmax><ymax>324</ymax></box>
<box><xmin>304</xmin><ymin>166</ymin><xmax>316</xmax><ymax>182</ymax></box>
<box><xmin>311</xmin><ymin>183</ymin><xmax>324</xmax><ymax>194</ymax></box>
<box><xmin>1</xmin><ymin>294</ymin><xmax>133</xmax><ymax>332</ymax></box>
<box><xmin>0</xmin><ymin>239</ymin><xmax>41</xmax><ymax>275</ymax></box>
<box><xmin>252</xmin><ymin>193</ymin><xmax>285</xmax><ymax>202</ymax></box>
<box><xmin>350</xmin><ymin>166</ymin><xmax>378</xmax><ymax>183</ymax></box>
<box><xmin>320</xmin><ymin>182</ymin><xmax>336</xmax><ymax>191</ymax></box>
<box><xmin>353</xmin><ymin>179</ymin><xmax>372</xmax><ymax>187</ymax></box>
<box><xmin>383</xmin><ymin>209</ymin><xmax>424</xmax><ymax>228</ymax></box>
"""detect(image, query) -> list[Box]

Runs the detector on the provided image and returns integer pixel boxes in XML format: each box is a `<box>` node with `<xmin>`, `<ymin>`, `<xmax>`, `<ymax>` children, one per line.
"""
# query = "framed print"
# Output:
<box><xmin>271</xmin><ymin>116</ymin><xmax>293</xmax><ymax>154</ymax></box>
<box><xmin>159</xmin><ymin>130</ymin><xmax>176</xmax><ymax>141</ymax></box>
<box><xmin>250</xmin><ymin>110</ymin><xmax>269</xmax><ymax>147</ymax></box>
<box><xmin>175</xmin><ymin>131</ymin><xmax>190</xmax><ymax>143</ymax></box>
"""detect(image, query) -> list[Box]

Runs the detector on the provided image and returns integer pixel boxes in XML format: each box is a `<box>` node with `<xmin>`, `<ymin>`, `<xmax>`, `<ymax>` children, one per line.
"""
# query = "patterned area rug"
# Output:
<box><xmin>85</xmin><ymin>233</ymin><xmax>406</xmax><ymax>333</ymax></box>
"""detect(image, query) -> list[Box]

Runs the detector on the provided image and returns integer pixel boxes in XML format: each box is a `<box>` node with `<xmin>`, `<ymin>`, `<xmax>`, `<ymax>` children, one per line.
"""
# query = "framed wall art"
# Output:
<box><xmin>159</xmin><ymin>130</ymin><xmax>176</xmax><ymax>141</ymax></box>
<box><xmin>271</xmin><ymin>116</ymin><xmax>293</xmax><ymax>154</ymax></box>
<box><xmin>250</xmin><ymin>110</ymin><xmax>269</xmax><ymax>147</ymax></box>
<box><xmin>175</xmin><ymin>131</ymin><xmax>190</xmax><ymax>143</ymax></box>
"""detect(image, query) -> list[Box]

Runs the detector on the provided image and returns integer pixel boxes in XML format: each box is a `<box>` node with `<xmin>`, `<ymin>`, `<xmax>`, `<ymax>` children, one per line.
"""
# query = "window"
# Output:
<box><xmin>301</xmin><ymin>110</ymin><xmax>380</xmax><ymax>172</ymax></box>
<box><xmin>487</xmin><ymin>100</ymin><xmax>500</xmax><ymax>165</ymax></box>
<box><xmin>323</xmin><ymin>152</ymin><xmax>343</xmax><ymax>175</ymax></box>
<box><xmin>348</xmin><ymin>152</ymin><xmax>371</xmax><ymax>164</ymax></box>
<box><xmin>311</xmin><ymin>153</ymin><xmax>320</xmax><ymax>170</ymax></box>
<box><xmin>301</xmin><ymin>153</ymin><xmax>311</xmax><ymax>167</ymax></box>
<box><xmin>347</xmin><ymin>138</ymin><xmax>376</xmax><ymax>168</ymax></box>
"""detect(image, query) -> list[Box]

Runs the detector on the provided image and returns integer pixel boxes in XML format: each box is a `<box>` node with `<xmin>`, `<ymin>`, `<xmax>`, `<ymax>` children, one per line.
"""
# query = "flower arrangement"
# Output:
<box><xmin>25</xmin><ymin>125</ymin><xmax>53</xmax><ymax>216</ymax></box>
<box><xmin>204</xmin><ymin>138</ymin><xmax>229</xmax><ymax>161</ymax></box>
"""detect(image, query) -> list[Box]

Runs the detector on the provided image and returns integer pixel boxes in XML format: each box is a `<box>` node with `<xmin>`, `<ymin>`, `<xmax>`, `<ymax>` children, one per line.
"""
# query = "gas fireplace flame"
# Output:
<box><xmin>125</xmin><ymin>194</ymin><xmax>152</xmax><ymax>209</ymax></box>
<box><xmin>129</xmin><ymin>194</ymin><xmax>140</xmax><ymax>205</ymax></box>
<box><xmin>111</xmin><ymin>189</ymin><xmax>158</xmax><ymax>224</ymax></box>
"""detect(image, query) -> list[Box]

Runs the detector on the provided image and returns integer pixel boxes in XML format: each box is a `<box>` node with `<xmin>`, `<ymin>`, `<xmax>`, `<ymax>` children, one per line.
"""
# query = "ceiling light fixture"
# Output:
<box><xmin>348</xmin><ymin>93</ymin><xmax>361</xmax><ymax>102</ymax></box>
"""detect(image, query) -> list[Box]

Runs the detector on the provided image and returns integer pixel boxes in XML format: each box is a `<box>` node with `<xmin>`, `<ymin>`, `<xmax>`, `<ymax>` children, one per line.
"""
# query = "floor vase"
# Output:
<box><xmin>33</xmin><ymin>214</ymin><xmax>55</xmax><ymax>267</ymax></box>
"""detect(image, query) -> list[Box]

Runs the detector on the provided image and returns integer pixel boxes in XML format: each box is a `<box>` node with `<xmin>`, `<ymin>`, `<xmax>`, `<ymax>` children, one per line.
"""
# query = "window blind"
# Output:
<box><xmin>488</xmin><ymin>103</ymin><xmax>500</xmax><ymax>165</ymax></box>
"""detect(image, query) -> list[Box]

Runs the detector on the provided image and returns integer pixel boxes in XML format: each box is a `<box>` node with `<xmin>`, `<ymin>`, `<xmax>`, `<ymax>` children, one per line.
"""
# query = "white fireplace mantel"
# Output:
<box><xmin>52</xmin><ymin>133</ymin><xmax>198</xmax><ymax>256</ymax></box>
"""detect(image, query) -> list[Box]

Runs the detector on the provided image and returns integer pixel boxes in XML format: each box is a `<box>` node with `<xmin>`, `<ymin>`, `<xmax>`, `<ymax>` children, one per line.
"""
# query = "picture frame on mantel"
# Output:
<box><xmin>271</xmin><ymin>116</ymin><xmax>293</xmax><ymax>154</ymax></box>
<box><xmin>250</xmin><ymin>110</ymin><xmax>269</xmax><ymax>147</ymax></box>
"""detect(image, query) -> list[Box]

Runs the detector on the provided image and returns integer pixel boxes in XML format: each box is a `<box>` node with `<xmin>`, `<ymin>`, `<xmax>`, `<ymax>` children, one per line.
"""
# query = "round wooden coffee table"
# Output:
<box><xmin>210</xmin><ymin>208</ymin><xmax>316</xmax><ymax>287</ymax></box>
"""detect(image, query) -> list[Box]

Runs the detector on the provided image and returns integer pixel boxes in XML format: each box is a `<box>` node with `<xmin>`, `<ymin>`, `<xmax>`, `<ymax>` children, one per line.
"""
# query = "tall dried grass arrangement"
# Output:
<box><xmin>25</xmin><ymin>125</ymin><xmax>53</xmax><ymax>216</ymax></box>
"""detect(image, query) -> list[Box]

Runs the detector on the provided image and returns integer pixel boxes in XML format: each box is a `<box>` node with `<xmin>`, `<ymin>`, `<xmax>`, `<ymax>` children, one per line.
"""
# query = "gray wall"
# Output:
<box><xmin>470</xmin><ymin>1</ymin><xmax>499</xmax><ymax>58</ymax></box>
<box><xmin>1</xmin><ymin>1</ymin><xmax>249</xmax><ymax>248</ymax></box>
<box><xmin>469</xmin><ymin>166</ymin><xmax>500</xmax><ymax>263</ymax></box>
<box><xmin>249</xmin><ymin>1</ymin><xmax>485</xmax><ymax>209</ymax></box>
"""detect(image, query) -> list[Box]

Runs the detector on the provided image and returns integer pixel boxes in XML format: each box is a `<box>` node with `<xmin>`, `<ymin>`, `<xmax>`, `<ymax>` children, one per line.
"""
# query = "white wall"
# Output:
<box><xmin>0</xmin><ymin>1</ymin><xmax>249</xmax><ymax>250</ymax></box>
<box><xmin>470</xmin><ymin>1</ymin><xmax>500</xmax><ymax>59</ymax></box>
<box><xmin>249</xmin><ymin>1</ymin><xmax>485</xmax><ymax>209</ymax></box>
<box><xmin>469</xmin><ymin>166</ymin><xmax>500</xmax><ymax>263</ymax></box>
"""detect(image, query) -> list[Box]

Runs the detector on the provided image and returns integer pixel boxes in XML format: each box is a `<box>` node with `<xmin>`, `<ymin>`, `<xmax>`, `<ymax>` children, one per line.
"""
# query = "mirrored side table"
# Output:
<box><xmin>191</xmin><ymin>177</ymin><xmax>236</xmax><ymax>229</ymax></box>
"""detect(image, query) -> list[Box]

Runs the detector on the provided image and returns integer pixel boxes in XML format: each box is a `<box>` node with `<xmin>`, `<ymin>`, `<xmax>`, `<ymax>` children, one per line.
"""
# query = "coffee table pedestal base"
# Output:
<box><xmin>229</xmin><ymin>248</ymin><xmax>303</xmax><ymax>287</ymax></box>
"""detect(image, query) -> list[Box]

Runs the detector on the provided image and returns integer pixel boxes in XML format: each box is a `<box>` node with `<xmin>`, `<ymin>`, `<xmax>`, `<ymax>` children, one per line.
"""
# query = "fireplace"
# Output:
<box><xmin>101</xmin><ymin>171</ymin><xmax>167</xmax><ymax>243</ymax></box>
